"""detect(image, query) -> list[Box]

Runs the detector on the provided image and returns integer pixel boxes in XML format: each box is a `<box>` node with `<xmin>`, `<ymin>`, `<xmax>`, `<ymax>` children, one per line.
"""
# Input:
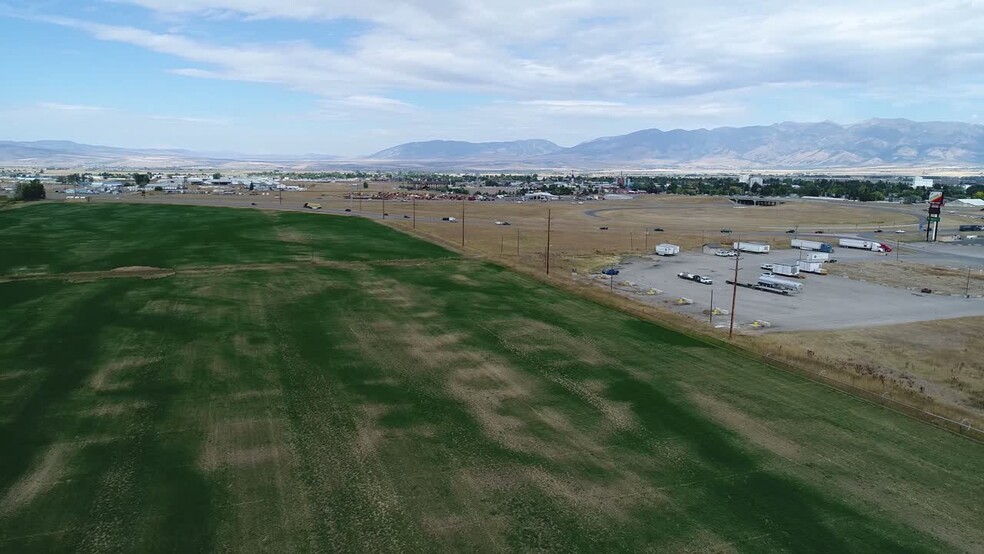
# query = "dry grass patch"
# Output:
<box><xmin>0</xmin><ymin>443</ymin><xmax>71</xmax><ymax>515</ymax></box>
<box><xmin>829</xmin><ymin>260</ymin><xmax>984</xmax><ymax>296</ymax></box>
<box><xmin>89</xmin><ymin>355</ymin><xmax>160</xmax><ymax>391</ymax></box>
<box><xmin>689</xmin><ymin>391</ymin><xmax>804</xmax><ymax>462</ymax></box>
<box><xmin>199</xmin><ymin>417</ymin><xmax>288</xmax><ymax>472</ymax></box>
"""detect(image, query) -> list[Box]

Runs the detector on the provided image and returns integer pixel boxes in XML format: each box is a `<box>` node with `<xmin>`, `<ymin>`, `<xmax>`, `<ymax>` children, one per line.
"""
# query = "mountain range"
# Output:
<box><xmin>4</xmin><ymin>119</ymin><xmax>984</xmax><ymax>170</ymax></box>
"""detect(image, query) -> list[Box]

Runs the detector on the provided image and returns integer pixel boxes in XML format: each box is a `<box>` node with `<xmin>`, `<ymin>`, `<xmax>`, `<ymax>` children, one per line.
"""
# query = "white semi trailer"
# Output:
<box><xmin>733</xmin><ymin>241</ymin><xmax>770</xmax><ymax>253</ymax></box>
<box><xmin>838</xmin><ymin>238</ymin><xmax>891</xmax><ymax>253</ymax></box>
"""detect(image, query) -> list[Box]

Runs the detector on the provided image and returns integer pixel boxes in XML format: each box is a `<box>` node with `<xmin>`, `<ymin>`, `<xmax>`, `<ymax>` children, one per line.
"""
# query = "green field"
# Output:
<box><xmin>1</xmin><ymin>203</ymin><xmax>982</xmax><ymax>552</ymax></box>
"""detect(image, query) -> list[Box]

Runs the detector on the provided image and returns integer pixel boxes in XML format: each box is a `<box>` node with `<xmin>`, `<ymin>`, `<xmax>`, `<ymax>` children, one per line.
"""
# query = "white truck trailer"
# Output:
<box><xmin>733</xmin><ymin>241</ymin><xmax>770</xmax><ymax>254</ymax></box>
<box><xmin>797</xmin><ymin>260</ymin><xmax>828</xmax><ymax>275</ymax></box>
<box><xmin>790</xmin><ymin>239</ymin><xmax>834</xmax><ymax>253</ymax></box>
<box><xmin>758</xmin><ymin>273</ymin><xmax>803</xmax><ymax>292</ymax></box>
<box><xmin>654</xmin><ymin>243</ymin><xmax>680</xmax><ymax>256</ymax></box>
<box><xmin>838</xmin><ymin>238</ymin><xmax>891</xmax><ymax>253</ymax></box>
<box><xmin>760</xmin><ymin>261</ymin><xmax>800</xmax><ymax>277</ymax></box>
<box><xmin>803</xmin><ymin>252</ymin><xmax>829</xmax><ymax>262</ymax></box>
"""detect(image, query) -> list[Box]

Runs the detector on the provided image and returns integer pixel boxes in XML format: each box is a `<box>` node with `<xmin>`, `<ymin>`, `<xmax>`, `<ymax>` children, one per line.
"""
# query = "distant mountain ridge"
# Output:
<box><xmin>368</xmin><ymin>119</ymin><xmax>984</xmax><ymax>168</ymax></box>
<box><xmin>5</xmin><ymin>119</ymin><xmax>984</xmax><ymax>169</ymax></box>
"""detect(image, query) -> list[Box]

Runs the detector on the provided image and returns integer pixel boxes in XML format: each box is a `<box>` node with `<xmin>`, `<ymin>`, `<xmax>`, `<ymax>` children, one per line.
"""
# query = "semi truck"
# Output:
<box><xmin>797</xmin><ymin>260</ymin><xmax>828</xmax><ymax>275</ymax></box>
<box><xmin>959</xmin><ymin>225</ymin><xmax>984</xmax><ymax>232</ymax></box>
<box><xmin>803</xmin><ymin>252</ymin><xmax>830</xmax><ymax>262</ymax></box>
<box><xmin>790</xmin><ymin>239</ymin><xmax>834</xmax><ymax>253</ymax></box>
<box><xmin>838</xmin><ymin>238</ymin><xmax>891</xmax><ymax>252</ymax></box>
<box><xmin>758</xmin><ymin>273</ymin><xmax>803</xmax><ymax>292</ymax></box>
<box><xmin>654</xmin><ymin>243</ymin><xmax>680</xmax><ymax>256</ymax></box>
<box><xmin>733</xmin><ymin>241</ymin><xmax>770</xmax><ymax>254</ymax></box>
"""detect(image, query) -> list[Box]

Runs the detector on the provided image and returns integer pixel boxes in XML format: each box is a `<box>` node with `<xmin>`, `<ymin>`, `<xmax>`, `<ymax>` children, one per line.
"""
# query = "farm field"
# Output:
<box><xmin>1</xmin><ymin>203</ymin><xmax>982</xmax><ymax>552</ymax></box>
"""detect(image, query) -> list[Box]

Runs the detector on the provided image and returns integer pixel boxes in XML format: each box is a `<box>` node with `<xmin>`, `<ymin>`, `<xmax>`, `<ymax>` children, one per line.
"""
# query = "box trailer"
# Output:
<box><xmin>733</xmin><ymin>241</ymin><xmax>771</xmax><ymax>253</ymax></box>
<box><xmin>838</xmin><ymin>238</ymin><xmax>891</xmax><ymax>253</ymax></box>
<box><xmin>758</xmin><ymin>273</ymin><xmax>803</xmax><ymax>292</ymax></box>
<box><xmin>797</xmin><ymin>260</ymin><xmax>828</xmax><ymax>274</ymax></box>
<box><xmin>761</xmin><ymin>261</ymin><xmax>800</xmax><ymax>277</ymax></box>
<box><xmin>654</xmin><ymin>243</ymin><xmax>680</xmax><ymax>256</ymax></box>
<box><xmin>803</xmin><ymin>252</ymin><xmax>829</xmax><ymax>262</ymax></box>
<box><xmin>790</xmin><ymin>239</ymin><xmax>834</xmax><ymax>252</ymax></box>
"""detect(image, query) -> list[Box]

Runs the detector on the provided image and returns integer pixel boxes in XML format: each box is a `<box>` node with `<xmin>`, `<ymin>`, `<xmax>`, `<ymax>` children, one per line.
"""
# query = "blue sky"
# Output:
<box><xmin>1</xmin><ymin>0</ymin><xmax>983</xmax><ymax>156</ymax></box>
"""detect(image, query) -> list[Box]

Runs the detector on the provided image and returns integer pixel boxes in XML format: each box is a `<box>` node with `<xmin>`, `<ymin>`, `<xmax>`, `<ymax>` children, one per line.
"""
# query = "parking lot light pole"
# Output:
<box><xmin>729</xmin><ymin>235</ymin><xmax>741</xmax><ymax>339</ymax></box>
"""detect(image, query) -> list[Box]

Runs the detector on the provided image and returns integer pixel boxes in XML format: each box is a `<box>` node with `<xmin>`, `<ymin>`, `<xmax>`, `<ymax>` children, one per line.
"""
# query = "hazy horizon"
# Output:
<box><xmin>2</xmin><ymin>1</ymin><xmax>983</xmax><ymax>155</ymax></box>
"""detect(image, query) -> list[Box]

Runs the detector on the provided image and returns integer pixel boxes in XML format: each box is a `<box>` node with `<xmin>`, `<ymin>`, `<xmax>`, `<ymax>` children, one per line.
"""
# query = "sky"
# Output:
<box><xmin>1</xmin><ymin>0</ymin><xmax>983</xmax><ymax>156</ymax></box>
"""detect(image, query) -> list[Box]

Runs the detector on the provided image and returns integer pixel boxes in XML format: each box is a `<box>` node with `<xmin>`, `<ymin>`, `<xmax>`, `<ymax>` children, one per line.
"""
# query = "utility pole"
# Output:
<box><xmin>630</xmin><ymin>231</ymin><xmax>633</xmax><ymax>252</ymax></box>
<box><xmin>500</xmin><ymin>235</ymin><xmax>504</xmax><ymax>256</ymax></box>
<box><xmin>645</xmin><ymin>230</ymin><xmax>649</xmax><ymax>252</ymax></box>
<box><xmin>382</xmin><ymin>196</ymin><xmax>386</xmax><ymax>219</ymax></box>
<box><xmin>709</xmin><ymin>289</ymin><xmax>714</xmax><ymax>324</ymax></box>
<box><xmin>967</xmin><ymin>266</ymin><xmax>973</xmax><ymax>298</ymax></box>
<box><xmin>546</xmin><ymin>209</ymin><xmax>552</xmax><ymax>274</ymax></box>
<box><xmin>412</xmin><ymin>197</ymin><xmax>416</xmax><ymax>229</ymax></box>
<box><xmin>460</xmin><ymin>195</ymin><xmax>465</xmax><ymax>247</ymax></box>
<box><xmin>729</xmin><ymin>236</ymin><xmax>740</xmax><ymax>339</ymax></box>
<box><xmin>897</xmin><ymin>239</ymin><xmax>900</xmax><ymax>261</ymax></box>
<box><xmin>516</xmin><ymin>231</ymin><xmax>520</xmax><ymax>259</ymax></box>
<box><xmin>279</xmin><ymin>186</ymin><xmax>282</xmax><ymax>205</ymax></box>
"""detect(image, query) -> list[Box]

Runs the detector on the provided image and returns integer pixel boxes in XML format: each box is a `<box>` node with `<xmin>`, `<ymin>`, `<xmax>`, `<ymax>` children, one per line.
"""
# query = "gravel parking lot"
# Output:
<box><xmin>601</xmin><ymin>246</ymin><xmax>984</xmax><ymax>332</ymax></box>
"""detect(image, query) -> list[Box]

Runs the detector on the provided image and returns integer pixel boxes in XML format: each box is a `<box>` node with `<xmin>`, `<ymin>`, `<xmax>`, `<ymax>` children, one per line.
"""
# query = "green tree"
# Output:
<box><xmin>15</xmin><ymin>179</ymin><xmax>46</xmax><ymax>201</ymax></box>
<box><xmin>213</xmin><ymin>172</ymin><xmax>222</xmax><ymax>180</ymax></box>
<box><xmin>133</xmin><ymin>173</ymin><xmax>151</xmax><ymax>187</ymax></box>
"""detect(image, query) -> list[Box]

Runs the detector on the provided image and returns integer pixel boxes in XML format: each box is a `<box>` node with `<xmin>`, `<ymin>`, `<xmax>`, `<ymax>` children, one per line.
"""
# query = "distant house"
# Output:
<box><xmin>912</xmin><ymin>176</ymin><xmax>934</xmax><ymax>189</ymax></box>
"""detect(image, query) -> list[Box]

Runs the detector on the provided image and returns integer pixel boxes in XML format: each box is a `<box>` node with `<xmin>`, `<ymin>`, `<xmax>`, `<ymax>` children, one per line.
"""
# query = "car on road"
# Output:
<box><xmin>653</xmin><ymin>227</ymin><xmax>665</xmax><ymax>232</ymax></box>
<box><xmin>599</xmin><ymin>226</ymin><xmax>609</xmax><ymax>230</ymax></box>
<box><xmin>720</xmin><ymin>229</ymin><xmax>732</xmax><ymax>233</ymax></box>
<box><xmin>403</xmin><ymin>215</ymin><xmax>411</xmax><ymax>219</ymax></box>
<box><xmin>442</xmin><ymin>216</ymin><xmax>458</xmax><ymax>222</ymax></box>
<box><xmin>303</xmin><ymin>202</ymin><xmax>322</xmax><ymax>210</ymax></box>
<box><xmin>785</xmin><ymin>229</ymin><xmax>795</xmax><ymax>233</ymax></box>
<box><xmin>896</xmin><ymin>229</ymin><xmax>906</xmax><ymax>234</ymax></box>
<box><xmin>874</xmin><ymin>229</ymin><xmax>882</xmax><ymax>233</ymax></box>
<box><xmin>814</xmin><ymin>230</ymin><xmax>824</xmax><ymax>233</ymax></box>
<box><xmin>344</xmin><ymin>208</ymin><xmax>351</xmax><ymax>212</ymax></box>
<box><xmin>250</xmin><ymin>202</ymin><xmax>256</xmax><ymax>205</ymax></box>
<box><xmin>714</xmin><ymin>249</ymin><xmax>737</xmax><ymax>257</ymax></box>
<box><xmin>494</xmin><ymin>221</ymin><xmax>511</xmax><ymax>226</ymax></box>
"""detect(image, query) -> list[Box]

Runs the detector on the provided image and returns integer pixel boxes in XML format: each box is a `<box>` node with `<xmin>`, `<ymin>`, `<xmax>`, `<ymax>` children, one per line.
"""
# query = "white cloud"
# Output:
<box><xmin>36</xmin><ymin>101</ymin><xmax>111</xmax><ymax>111</ymax></box>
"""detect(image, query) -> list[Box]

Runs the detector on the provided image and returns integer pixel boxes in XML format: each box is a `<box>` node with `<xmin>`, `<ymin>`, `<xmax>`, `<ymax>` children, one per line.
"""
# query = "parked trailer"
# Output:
<box><xmin>797</xmin><ymin>260</ymin><xmax>828</xmax><ymax>275</ymax></box>
<box><xmin>790</xmin><ymin>239</ymin><xmax>834</xmax><ymax>252</ymax></box>
<box><xmin>803</xmin><ymin>252</ymin><xmax>829</xmax><ymax>262</ymax></box>
<box><xmin>758</xmin><ymin>273</ymin><xmax>803</xmax><ymax>292</ymax></box>
<box><xmin>733</xmin><ymin>241</ymin><xmax>771</xmax><ymax>253</ymax></box>
<box><xmin>760</xmin><ymin>261</ymin><xmax>800</xmax><ymax>277</ymax></box>
<box><xmin>654</xmin><ymin>243</ymin><xmax>680</xmax><ymax>256</ymax></box>
<box><xmin>838</xmin><ymin>238</ymin><xmax>891</xmax><ymax>253</ymax></box>
<box><xmin>726</xmin><ymin>279</ymin><xmax>790</xmax><ymax>296</ymax></box>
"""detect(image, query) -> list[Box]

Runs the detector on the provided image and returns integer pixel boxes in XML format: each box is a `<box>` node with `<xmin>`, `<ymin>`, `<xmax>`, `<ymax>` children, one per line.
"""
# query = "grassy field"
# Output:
<box><xmin>1</xmin><ymin>203</ymin><xmax>982</xmax><ymax>552</ymax></box>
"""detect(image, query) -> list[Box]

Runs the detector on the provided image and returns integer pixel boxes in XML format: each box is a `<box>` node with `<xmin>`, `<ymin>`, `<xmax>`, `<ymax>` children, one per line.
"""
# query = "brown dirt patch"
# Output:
<box><xmin>199</xmin><ymin>417</ymin><xmax>287</xmax><ymax>472</ymax></box>
<box><xmin>829</xmin><ymin>260</ymin><xmax>984</xmax><ymax>296</ymax></box>
<box><xmin>690</xmin><ymin>391</ymin><xmax>804</xmax><ymax>462</ymax></box>
<box><xmin>0</xmin><ymin>443</ymin><xmax>71</xmax><ymax>515</ymax></box>
<box><xmin>90</xmin><ymin>356</ymin><xmax>160</xmax><ymax>391</ymax></box>
<box><xmin>492</xmin><ymin>318</ymin><xmax>606</xmax><ymax>366</ymax></box>
<box><xmin>548</xmin><ymin>376</ymin><xmax>639</xmax><ymax>432</ymax></box>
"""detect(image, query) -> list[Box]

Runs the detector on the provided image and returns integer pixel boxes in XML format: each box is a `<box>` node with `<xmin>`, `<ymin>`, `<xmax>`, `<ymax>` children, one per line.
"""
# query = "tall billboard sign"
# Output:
<box><xmin>926</xmin><ymin>192</ymin><xmax>945</xmax><ymax>242</ymax></box>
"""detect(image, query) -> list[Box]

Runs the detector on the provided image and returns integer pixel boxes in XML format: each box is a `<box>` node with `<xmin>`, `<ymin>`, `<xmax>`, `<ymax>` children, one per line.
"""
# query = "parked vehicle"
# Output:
<box><xmin>733</xmin><ymin>241</ymin><xmax>770</xmax><ymax>253</ymax></box>
<box><xmin>303</xmin><ymin>202</ymin><xmax>322</xmax><ymax>210</ymax></box>
<box><xmin>654</xmin><ymin>243</ymin><xmax>680</xmax><ymax>256</ymax></box>
<box><xmin>797</xmin><ymin>260</ymin><xmax>828</xmax><ymax>274</ymax></box>
<box><xmin>838</xmin><ymin>238</ymin><xmax>891</xmax><ymax>252</ymax></box>
<box><xmin>678</xmin><ymin>272</ymin><xmax>712</xmax><ymax>285</ymax></box>
<box><xmin>803</xmin><ymin>252</ymin><xmax>830</xmax><ymax>261</ymax></box>
<box><xmin>760</xmin><ymin>261</ymin><xmax>799</xmax><ymax>277</ymax></box>
<box><xmin>714</xmin><ymin>249</ymin><xmax>737</xmax><ymax>257</ymax></box>
<box><xmin>758</xmin><ymin>273</ymin><xmax>803</xmax><ymax>292</ymax></box>
<box><xmin>790</xmin><ymin>239</ymin><xmax>834</xmax><ymax>253</ymax></box>
<box><xmin>601</xmin><ymin>268</ymin><xmax>619</xmax><ymax>276</ymax></box>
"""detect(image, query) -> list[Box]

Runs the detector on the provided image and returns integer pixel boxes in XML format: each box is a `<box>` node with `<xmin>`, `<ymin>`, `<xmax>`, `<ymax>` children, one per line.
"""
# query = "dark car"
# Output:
<box><xmin>785</xmin><ymin>229</ymin><xmax>795</xmax><ymax>233</ymax></box>
<box><xmin>653</xmin><ymin>227</ymin><xmax>665</xmax><ymax>232</ymax></box>
<box><xmin>599</xmin><ymin>226</ymin><xmax>609</xmax><ymax>230</ymax></box>
<box><xmin>601</xmin><ymin>268</ymin><xmax>619</xmax><ymax>276</ymax></box>
<box><xmin>874</xmin><ymin>229</ymin><xmax>883</xmax><ymax>233</ymax></box>
<box><xmin>250</xmin><ymin>202</ymin><xmax>256</xmax><ymax>205</ymax></box>
<box><xmin>815</xmin><ymin>230</ymin><xmax>824</xmax><ymax>234</ymax></box>
<box><xmin>720</xmin><ymin>229</ymin><xmax>732</xmax><ymax>233</ymax></box>
<box><xmin>344</xmin><ymin>208</ymin><xmax>351</xmax><ymax>212</ymax></box>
